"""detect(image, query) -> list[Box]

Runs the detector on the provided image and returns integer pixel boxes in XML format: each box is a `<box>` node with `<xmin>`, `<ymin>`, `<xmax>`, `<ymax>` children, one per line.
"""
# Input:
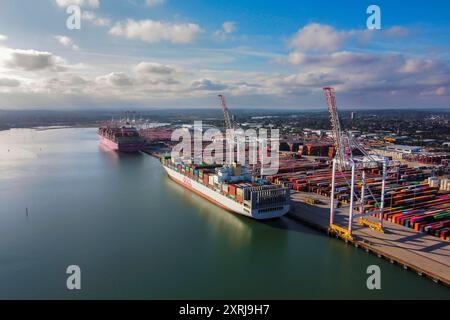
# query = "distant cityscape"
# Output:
<box><xmin>2</xmin><ymin>109</ymin><xmax>449</xmax><ymax>151</ymax></box>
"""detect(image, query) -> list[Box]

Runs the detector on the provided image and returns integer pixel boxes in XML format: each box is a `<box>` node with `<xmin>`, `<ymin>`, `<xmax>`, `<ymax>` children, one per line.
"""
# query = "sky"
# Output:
<box><xmin>0</xmin><ymin>0</ymin><xmax>449</xmax><ymax>110</ymax></box>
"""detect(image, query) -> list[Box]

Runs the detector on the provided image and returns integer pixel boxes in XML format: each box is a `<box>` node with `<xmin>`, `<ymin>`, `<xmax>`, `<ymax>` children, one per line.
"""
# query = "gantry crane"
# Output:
<box><xmin>323</xmin><ymin>87</ymin><xmax>397</xmax><ymax>240</ymax></box>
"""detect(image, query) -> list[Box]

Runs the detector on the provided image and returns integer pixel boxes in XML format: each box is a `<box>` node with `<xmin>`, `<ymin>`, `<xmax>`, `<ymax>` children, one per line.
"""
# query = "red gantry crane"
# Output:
<box><xmin>323</xmin><ymin>87</ymin><xmax>349</xmax><ymax>171</ymax></box>
<box><xmin>218</xmin><ymin>94</ymin><xmax>236</xmax><ymax>165</ymax></box>
<box><xmin>218</xmin><ymin>94</ymin><xmax>234</xmax><ymax>131</ymax></box>
<box><xmin>323</xmin><ymin>87</ymin><xmax>393</xmax><ymax>240</ymax></box>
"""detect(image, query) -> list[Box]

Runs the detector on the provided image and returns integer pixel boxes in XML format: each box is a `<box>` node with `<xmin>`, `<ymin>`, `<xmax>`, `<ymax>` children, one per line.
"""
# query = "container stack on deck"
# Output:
<box><xmin>160</xmin><ymin>157</ymin><xmax>288</xmax><ymax>206</ymax></box>
<box><xmin>139</xmin><ymin>128</ymin><xmax>173</xmax><ymax>142</ymax></box>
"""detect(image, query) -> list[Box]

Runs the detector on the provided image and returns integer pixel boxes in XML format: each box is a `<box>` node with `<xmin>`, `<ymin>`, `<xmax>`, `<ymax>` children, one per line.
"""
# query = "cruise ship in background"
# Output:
<box><xmin>161</xmin><ymin>157</ymin><xmax>290</xmax><ymax>219</ymax></box>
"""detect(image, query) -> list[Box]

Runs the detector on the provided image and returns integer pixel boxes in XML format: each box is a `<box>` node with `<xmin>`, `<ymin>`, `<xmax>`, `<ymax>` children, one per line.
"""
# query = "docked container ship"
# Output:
<box><xmin>161</xmin><ymin>157</ymin><xmax>290</xmax><ymax>219</ymax></box>
<box><xmin>98</xmin><ymin>125</ymin><xmax>144</xmax><ymax>152</ymax></box>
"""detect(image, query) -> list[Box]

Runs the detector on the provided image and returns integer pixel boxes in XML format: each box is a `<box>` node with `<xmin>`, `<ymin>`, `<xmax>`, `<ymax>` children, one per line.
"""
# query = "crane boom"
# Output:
<box><xmin>218</xmin><ymin>94</ymin><xmax>233</xmax><ymax>130</ymax></box>
<box><xmin>323</xmin><ymin>88</ymin><xmax>397</xmax><ymax>169</ymax></box>
<box><xmin>323</xmin><ymin>87</ymin><xmax>347</xmax><ymax>170</ymax></box>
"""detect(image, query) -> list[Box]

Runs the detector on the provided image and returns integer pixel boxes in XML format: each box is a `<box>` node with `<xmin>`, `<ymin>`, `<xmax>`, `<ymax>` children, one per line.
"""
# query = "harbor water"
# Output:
<box><xmin>0</xmin><ymin>128</ymin><xmax>449</xmax><ymax>299</ymax></box>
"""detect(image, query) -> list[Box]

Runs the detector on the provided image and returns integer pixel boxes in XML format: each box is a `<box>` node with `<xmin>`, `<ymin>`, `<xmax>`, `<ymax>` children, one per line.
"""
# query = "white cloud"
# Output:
<box><xmin>3</xmin><ymin>55</ymin><xmax>448</xmax><ymax>108</ymax></box>
<box><xmin>288</xmin><ymin>51</ymin><xmax>382</xmax><ymax>67</ymax></box>
<box><xmin>286</xmin><ymin>52</ymin><xmax>307</xmax><ymax>65</ymax></box>
<box><xmin>214</xmin><ymin>21</ymin><xmax>237</xmax><ymax>41</ymax></box>
<box><xmin>109</xmin><ymin>19</ymin><xmax>201</xmax><ymax>44</ymax></box>
<box><xmin>191</xmin><ymin>78</ymin><xmax>227</xmax><ymax>91</ymax></box>
<box><xmin>289</xmin><ymin>23</ymin><xmax>411</xmax><ymax>54</ymax></box>
<box><xmin>278</xmin><ymin>24</ymin><xmax>450</xmax><ymax>101</ymax></box>
<box><xmin>0</xmin><ymin>34</ymin><xmax>7</xmax><ymax>41</ymax></box>
<box><xmin>281</xmin><ymin>23</ymin><xmax>449</xmax><ymax>99</ymax></box>
<box><xmin>96</xmin><ymin>72</ymin><xmax>133</xmax><ymax>87</ymax></box>
<box><xmin>435</xmin><ymin>87</ymin><xmax>447</xmax><ymax>96</ymax></box>
<box><xmin>384</xmin><ymin>26</ymin><xmax>411</xmax><ymax>37</ymax></box>
<box><xmin>0</xmin><ymin>78</ymin><xmax>20</xmax><ymax>87</ymax></box>
<box><xmin>55</xmin><ymin>0</ymin><xmax>100</xmax><ymax>8</ymax></box>
<box><xmin>145</xmin><ymin>0</ymin><xmax>166</xmax><ymax>7</ymax></box>
<box><xmin>290</xmin><ymin>23</ymin><xmax>347</xmax><ymax>52</ymax></box>
<box><xmin>400</xmin><ymin>58</ymin><xmax>437</xmax><ymax>74</ymax></box>
<box><xmin>38</xmin><ymin>76</ymin><xmax>90</xmax><ymax>94</ymax></box>
<box><xmin>222</xmin><ymin>21</ymin><xmax>236</xmax><ymax>34</ymax></box>
<box><xmin>82</xmin><ymin>11</ymin><xmax>111</xmax><ymax>27</ymax></box>
<box><xmin>3</xmin><ymin>49</ymin><xmax>66</xmax><ymax>71</ymax></box>
<box><xmin>279</xmin><ymin>72</ymin><xmax>343</xmax><ymax>88</ymax></box>
<box><xmin>54</xmin><ymin>36</ymin><xmax>79</xmax><ymax>51</ymax></box>
<box><xmin>135</xmin><ymin>62</ymin><xmax>176</xmax><ymax>75</ymax></box>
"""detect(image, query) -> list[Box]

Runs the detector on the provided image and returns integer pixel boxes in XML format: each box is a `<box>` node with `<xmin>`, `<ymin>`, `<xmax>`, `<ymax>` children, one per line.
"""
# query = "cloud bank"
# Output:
<box><xmin>109</xmin><ymin>19</ymin><xmax>202</xmax><ymax>44</ymax></box>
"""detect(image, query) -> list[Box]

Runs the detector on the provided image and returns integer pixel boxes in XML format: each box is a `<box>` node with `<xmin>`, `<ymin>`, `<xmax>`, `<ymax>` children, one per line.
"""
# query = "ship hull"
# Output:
<box><xmin>163</xmin><ymin>165</ymin><xmax>289</xmax><ymax>220</ymax></box>
<box><xmin>99</xmin><ymin>135</ymin><xmax>142</xmax><ymax>153</ymax></box>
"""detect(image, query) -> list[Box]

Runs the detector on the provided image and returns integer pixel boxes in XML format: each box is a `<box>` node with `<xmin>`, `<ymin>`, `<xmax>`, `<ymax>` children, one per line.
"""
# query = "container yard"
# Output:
<box><xmin>269</xmin><ymin>164</ymin><xmax>450</xmax><ymax>241</ymax></box>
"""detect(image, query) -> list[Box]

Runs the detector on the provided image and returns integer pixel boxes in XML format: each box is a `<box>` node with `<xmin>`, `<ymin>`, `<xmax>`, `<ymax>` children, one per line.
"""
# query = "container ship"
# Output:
<box><xmin>98</xmin><ymin>125</ymin><xmax>144</xmax><ymax>152</ymax></box>
<box><xmin>161</xmin><ymin>156</ymin><xmax>290</xmax><ymax>219</ymax></box>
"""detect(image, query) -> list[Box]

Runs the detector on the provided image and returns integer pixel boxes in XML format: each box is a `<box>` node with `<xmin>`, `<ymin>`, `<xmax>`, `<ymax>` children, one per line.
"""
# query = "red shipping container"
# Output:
<box><xmin>229</xmin><ymin>184</ymin><xmax>237</xmax><ymax>196</ymax></box>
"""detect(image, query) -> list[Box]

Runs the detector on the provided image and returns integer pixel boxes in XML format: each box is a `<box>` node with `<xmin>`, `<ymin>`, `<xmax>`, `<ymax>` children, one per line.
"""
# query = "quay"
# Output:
<box><xmin>141</xmin><ymin>147</ymin><xmax>165</xmax><ymax>159</ymax></box>
<box><xmin>290</xmin><ymin>191</ymin><xmax>450</xmax><ymax>287</ymax></box>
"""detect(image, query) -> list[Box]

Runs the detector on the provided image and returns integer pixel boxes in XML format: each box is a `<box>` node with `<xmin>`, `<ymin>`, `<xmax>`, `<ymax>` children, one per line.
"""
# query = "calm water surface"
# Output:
<box><xmin>0</xmin><ymin>128</ymin><xmax>449</xmax><ymax>299</ymax></box>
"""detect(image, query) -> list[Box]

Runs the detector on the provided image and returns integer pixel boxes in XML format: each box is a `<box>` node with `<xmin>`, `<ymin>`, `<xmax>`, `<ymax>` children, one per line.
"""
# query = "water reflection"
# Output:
<box><xmin>163</xmin><ymin>177</ymin><xmax>253</xmax><ymax>247</ymax></box>
<box><xmin>0</xmin><ymin>130</ymin><xmax>40</xmax><ymax>181</ymax></box>
<box><xmin>98</xmin><ymin>144</ymin><xmax>120</xmax><ymax>166</ymax></box>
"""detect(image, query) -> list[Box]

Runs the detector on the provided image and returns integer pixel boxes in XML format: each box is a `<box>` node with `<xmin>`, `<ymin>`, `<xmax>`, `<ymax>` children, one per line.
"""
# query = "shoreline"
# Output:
<box><xmin>0</xmin><ymin>124</ymin><xmax>98</xmax><ymax>133</ymax></box>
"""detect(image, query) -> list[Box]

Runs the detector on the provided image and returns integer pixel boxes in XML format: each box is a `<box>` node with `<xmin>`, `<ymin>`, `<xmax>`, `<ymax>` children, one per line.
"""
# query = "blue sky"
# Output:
<box><xmin>0</xmin><ymin>0</ymin><xmax>449</xmax><ymax>109</ymax></box>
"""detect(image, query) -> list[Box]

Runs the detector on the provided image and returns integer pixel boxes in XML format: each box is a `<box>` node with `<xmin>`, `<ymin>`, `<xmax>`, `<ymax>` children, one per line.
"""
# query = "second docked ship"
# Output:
<box><xmin>98</xmin><ymin>125</ymin><xmax>144</xmax><ymax>153</ymax></box>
